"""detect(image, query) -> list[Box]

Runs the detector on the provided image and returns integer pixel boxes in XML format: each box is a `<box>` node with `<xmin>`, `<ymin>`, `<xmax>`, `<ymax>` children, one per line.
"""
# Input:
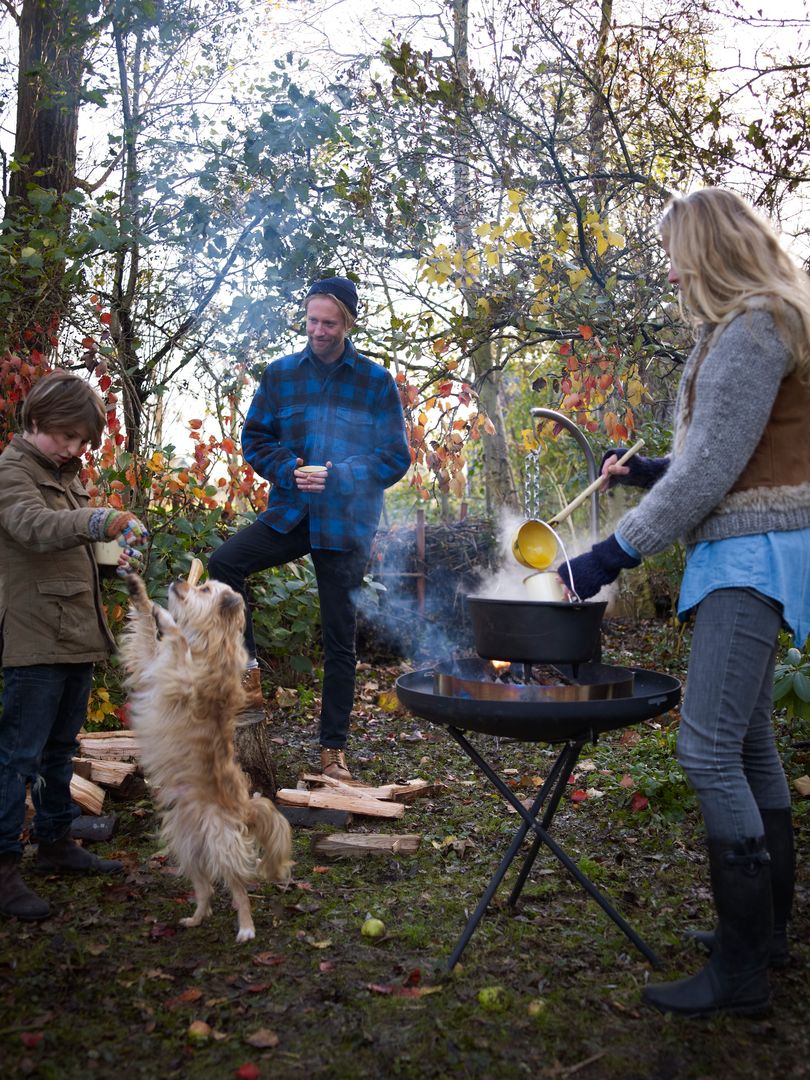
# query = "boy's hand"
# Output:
<box><xmin>104</xmin><ymin>511</ymin><xmax>149</xmax><ymax>546</ymax></box>
<box><xmin>116</xmin><ymin>546</ymin><xmax>145</xmax><ymax>578</ymax></box>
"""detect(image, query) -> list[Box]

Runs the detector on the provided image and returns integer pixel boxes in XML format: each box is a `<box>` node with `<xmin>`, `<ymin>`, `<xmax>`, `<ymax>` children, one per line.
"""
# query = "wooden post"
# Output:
<box><xmin>415</xmin><ymin>508</ymin><xmax>426</xmax><ymax>616</ymax></box>
<box><xmin>460</xmin><ymin>501</ymin><xmax>468</xmax><ymax>521</ymax></box>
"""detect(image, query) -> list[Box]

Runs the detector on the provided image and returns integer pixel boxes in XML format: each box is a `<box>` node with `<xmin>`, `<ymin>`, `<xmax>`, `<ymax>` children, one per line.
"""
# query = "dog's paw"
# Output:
<box><xmin>125</xmin><ymin>572</ymin><xmax>144</xmax><ymax>597</ymax></box>
<box><xmin>236</xmin><ymin>926</ymin><xmax>256</xmax><ymax>943</ymax></box>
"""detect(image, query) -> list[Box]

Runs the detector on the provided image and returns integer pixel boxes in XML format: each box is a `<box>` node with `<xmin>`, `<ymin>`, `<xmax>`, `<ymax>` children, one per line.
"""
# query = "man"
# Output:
<box><xmin>209</xmin><ymin>277</ymin><xmax>410</xmax><ymax>780</ymax></box>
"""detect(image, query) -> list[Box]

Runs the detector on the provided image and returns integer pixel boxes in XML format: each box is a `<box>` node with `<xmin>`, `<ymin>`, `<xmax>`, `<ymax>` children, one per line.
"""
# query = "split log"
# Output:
<box><xmin>312</xmin><ymin>833</ymin><xmax>421</xmax><ymax>858</ymax></box>
<box><xmin>276</xmin><ymin>788</ymin><xmax>405</xmax><ymax>819</ymax></box>
<box><xmin>278</xmin><ymin>806</ymin><xmax>353</xmax><ymax>828</ymax></box>
<box><xmin>73</xmin><ymin>757</ymin><xmax>137</xmax><ymax>786</ymax></box>
<box><xmin>76</xmin><ymin>734</ymin><xmax>141</xmax><ymax>762</ymax></box>
<box><xmin>70</xmin><ymin>773</ymin><xmax>105</xmax><ymax>815</ymax></box>
<box><xmin>70</xmin><ymin>814</ymin><xmax>118</xmax><ymax>843</ymax></box>
<box><xmin>234</xmin><ymin>714</ymin><xmax>279</xmax><ymax>798</ymax></box>
<box><xmin>301</xmin><ymin>774</ymin><xmax>435</xmax><ymax>803</ymax></box>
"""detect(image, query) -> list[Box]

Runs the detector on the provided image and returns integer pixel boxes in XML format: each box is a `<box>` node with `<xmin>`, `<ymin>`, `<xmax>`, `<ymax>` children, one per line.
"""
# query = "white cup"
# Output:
<box><xmin>93</xmin><ymin>540</ymin><xmax>122</xmax><ymax>566</ymax></box>
<box><xmin>523</xmin><ymin>571</ymin><xmax>566</xmax><ymax>603</ymax></box>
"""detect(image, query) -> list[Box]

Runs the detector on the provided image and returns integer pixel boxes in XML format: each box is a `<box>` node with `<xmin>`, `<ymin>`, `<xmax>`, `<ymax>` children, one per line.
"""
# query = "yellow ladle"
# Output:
<box><xmin>512</xmin><ymin>439</ymin><xmax>645</xmax><ymax>571</ymax></box>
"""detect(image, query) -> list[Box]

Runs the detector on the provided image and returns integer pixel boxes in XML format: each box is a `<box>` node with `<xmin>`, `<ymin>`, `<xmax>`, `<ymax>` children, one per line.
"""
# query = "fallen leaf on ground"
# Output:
<box><xmin>246</xmin><ymin>1028</ymin><xmax>279</xmax><ymax>1049</ymax></box>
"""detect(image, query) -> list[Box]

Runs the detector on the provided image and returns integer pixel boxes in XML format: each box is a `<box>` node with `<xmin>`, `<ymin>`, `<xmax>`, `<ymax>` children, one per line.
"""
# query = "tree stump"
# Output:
<box><xmin>233</xmin><ymin>711</ymin><xmax>279</xmax><ymax>798</ymax></box>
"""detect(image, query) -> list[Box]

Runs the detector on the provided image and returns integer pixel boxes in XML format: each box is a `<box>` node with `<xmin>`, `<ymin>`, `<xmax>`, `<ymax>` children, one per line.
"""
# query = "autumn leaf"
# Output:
<box><xmin>274</xmin><ymin>687</ymin><xmax>298</xmax><ymax>708</ymax></box>
<box><xmin>246</xmin><ymin>1028</ymin><xmax>279</xmax><ymax>1049</ymax></box>
<box><xmin>164</xmin><ymin>988</ymin><xmax>203</xmax><ymax>1010</ymax></box>
<box><xmin>20</xmin><ymin>1032</ymin><xmax>44</xmax><ymax>1049</ymax></box>
<box><xmin>252</xmin><ymin>952</ymin><xmax>285</xmax><ymax>967</ymax></box>
<box><xmin>570</xmin><ymin>789</ymin><xmax>589</xmax><ymax>803</ymax></box>
<box><xmin>631</xmin><ymin>792</ymin><xmax>649</xmax><ymax>811</ymax></box>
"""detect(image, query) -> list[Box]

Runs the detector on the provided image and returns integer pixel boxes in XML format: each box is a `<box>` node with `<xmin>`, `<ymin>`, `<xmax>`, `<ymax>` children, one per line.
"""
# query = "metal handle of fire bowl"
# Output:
<box><xmin>530</xmin><ymin>407</ymin><xmax>599</xmax><ymax>546</ymax></box>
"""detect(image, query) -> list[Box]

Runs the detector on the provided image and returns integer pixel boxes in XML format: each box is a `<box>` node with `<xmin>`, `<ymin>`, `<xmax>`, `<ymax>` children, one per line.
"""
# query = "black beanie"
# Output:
<box><xmin>305</xmin><ymin>276</ymin><xmax>358</xmax><ymax>319</ymax></box>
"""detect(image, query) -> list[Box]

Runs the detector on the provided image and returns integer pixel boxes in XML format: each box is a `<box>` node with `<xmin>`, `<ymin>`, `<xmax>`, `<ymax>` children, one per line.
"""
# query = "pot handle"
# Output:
<box><xmin>556</xmin><ymin>534</ymin><xmax>582</xmax><ymax>604</ymax></box>
<box><xmin>548</xmin><ymin>438</ymin><xmax>645</xmax><ymax>527</ymax></box>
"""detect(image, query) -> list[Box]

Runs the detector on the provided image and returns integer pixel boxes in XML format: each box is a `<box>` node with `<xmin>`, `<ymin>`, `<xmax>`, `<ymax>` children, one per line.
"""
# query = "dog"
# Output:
<box><xmin>120</xmin><ymin>573</ymin><xmax>292</xmax><ymax>942</ymax></box>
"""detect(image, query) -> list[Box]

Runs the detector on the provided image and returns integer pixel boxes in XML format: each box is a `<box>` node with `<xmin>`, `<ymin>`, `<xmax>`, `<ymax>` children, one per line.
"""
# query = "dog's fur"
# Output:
<box><xmin>120</xmin><ymin>574</ymin><xmax>292</xmax><ymax>942</ymax></box>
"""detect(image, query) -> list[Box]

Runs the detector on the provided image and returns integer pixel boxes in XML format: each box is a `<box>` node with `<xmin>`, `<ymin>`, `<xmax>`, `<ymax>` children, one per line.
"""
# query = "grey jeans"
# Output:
<box><xmin>677</xmin><ymin>587</ymin><xmax>790</xmax><ymax>842</ymax></box>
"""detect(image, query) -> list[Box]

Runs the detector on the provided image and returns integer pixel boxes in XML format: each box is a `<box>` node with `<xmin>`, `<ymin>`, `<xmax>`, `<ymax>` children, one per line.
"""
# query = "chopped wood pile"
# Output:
<box><xmin>275</xmin><ymin>774</ymin><xmax>435</xmax><ymax>859</ymax></box>
<box><xmin>70</xmin><ymin>730</ymin><xmax>145</xmax><ymax>814</ymax></box>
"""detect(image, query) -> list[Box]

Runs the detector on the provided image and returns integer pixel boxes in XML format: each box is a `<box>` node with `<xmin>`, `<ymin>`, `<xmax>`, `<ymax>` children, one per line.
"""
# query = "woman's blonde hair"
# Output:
<box><xmin>659</xmin><ymin>188</ymin><xmax>810</xmax><ymax>378</ymax></box>
<box><xmin>304</xmin><ymin>292</ymin><xmax>356</xmax><ymax>333</ymax></box>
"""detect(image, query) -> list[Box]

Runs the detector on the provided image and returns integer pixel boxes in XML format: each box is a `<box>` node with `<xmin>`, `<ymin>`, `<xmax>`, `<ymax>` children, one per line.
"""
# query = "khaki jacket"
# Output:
<box><xmin>0</xmin><ymin>437</ymin><xmax>115</xmax><ymax>666</ymax></box>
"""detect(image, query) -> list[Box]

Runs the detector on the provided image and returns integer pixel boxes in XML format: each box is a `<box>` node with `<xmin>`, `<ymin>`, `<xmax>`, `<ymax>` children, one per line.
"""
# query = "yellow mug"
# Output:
<box><xmin>511</xmin><ymin>519</ymin><xmax>559</xmax><ymax>571</ymax></box>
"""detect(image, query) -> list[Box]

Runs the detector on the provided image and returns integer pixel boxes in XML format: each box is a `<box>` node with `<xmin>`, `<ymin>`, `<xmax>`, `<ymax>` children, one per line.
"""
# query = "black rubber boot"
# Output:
<box><xmin>684</xmin><ymin>808</ymin><xmax>795</xmax><ymax>969</ymax></box>
<box><xmin>0</xmin><ymin>853</ymin><xmax>51</xmax><ymax>920</ymax></box>
<box><xmin>35</xmin><ymin>836</ymin><xmax>123</xmax><ymax>875</ymax></box>
<box><xmin>643</xmin><ymin>836</ymin><xmax>772</xmax><ymax>1018</ymax></box>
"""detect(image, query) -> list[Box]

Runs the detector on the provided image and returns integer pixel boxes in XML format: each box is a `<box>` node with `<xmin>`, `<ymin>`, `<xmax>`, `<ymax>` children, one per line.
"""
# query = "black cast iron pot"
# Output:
<box><xmin>466</xmin><ymin>595</ymin><xmax>606</xmax><ymax>664</ymax></box>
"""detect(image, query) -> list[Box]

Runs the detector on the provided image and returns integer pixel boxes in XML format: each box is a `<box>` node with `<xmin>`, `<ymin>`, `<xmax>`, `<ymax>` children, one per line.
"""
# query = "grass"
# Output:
<box><xmin>1</xmin><ymin>616</ymin><xmax>808</xmax><ymax>1079</ymax></box>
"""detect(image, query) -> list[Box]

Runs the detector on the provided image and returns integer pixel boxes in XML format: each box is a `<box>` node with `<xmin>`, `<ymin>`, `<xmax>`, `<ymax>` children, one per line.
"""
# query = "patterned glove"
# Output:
<box><xmin>115</xmin><ymin>545</ymin><xmax>146</xmax><ymax>579</ymax></box>
<box><xmin>103</xmin><ymin>510</ymin><xmax>149</xmax><ymax>546</ymax></box>
<box><xmin>557</xmin><ymin>535</ymin><xmax>641</xmax><ymax>600</ymax></box>
<box><xmin>599</xmin><ymin>446</ymin><xmax>669</xmax><ymax>490</ymax></box>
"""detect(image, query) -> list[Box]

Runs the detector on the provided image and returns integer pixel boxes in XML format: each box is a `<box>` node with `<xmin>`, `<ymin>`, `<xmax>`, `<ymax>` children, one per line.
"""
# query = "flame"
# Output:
<box><xmin>490</xmin><ymin>660</ymin><xmax>511</xmax><ymax>673</ymax></box>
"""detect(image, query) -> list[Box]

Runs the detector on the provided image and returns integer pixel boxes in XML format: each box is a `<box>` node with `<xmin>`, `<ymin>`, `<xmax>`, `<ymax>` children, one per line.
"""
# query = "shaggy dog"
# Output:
<box><xmin>120</xmin><ymin>573</ymin><xmax>292</xmax><ymax>942</ymax></box>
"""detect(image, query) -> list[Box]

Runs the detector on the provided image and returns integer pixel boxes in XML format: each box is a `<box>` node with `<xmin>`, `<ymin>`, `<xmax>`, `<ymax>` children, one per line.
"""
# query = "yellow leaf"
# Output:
<box><xmin>506</xmin><ymin>188</ymin><xmax>526</xmax><ymax>207</ymax></box>
<box><xmin>567</xmin><ymin>268</ymin><xmax>589</xmax><ymax>289</ymax></box>
<box><xmin>275</xmin><ymin>686</ymin><xmax>298</xmax><ymax>708</ymax></box>
<box><xmin>476</xmin><ymin>297</ymin><xmax>490</xmax><ymax>316</ymax></box>
<box><xmin>484</xmin><ymin>249</ymin><xmax>499</xmax><ymax>267</ymax></box>
<box><xmin>539</xmin><ymin>254</ymin><xmax>554</xmax><ymax>271</ymax></box>
<box><xmin>511</xmin><ymin>230</ymin><xmax>533</xmax><ymax>249</ymax></box>
<box><xmin>607</xmin><ymin>230</ymin><xmax>625</xmax><ymax>249</ymax></box>
<box><xmin>377</xmin><ymin>691</ymin><xmax>400</xmax><ymax>713</ymax></box>
<box><xmin>595</xmin><ymin>233</ymin><xmax>608</xmax><ymax>256</ymax></box>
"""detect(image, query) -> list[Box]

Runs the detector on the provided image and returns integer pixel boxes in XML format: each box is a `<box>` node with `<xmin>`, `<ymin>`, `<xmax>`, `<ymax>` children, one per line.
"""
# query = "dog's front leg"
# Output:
<box><xmin>124</xmin><ymin>573</ymin><xmax>178</xmax><ymax>649</ymax></box>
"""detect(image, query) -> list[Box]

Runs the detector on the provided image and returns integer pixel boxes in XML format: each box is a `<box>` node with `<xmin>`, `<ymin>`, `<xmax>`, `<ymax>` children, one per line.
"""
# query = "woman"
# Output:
<box><xmin>560</xmin><ymin>188</ymin><xmax>810</xmax><ymax>1017</ymax></box>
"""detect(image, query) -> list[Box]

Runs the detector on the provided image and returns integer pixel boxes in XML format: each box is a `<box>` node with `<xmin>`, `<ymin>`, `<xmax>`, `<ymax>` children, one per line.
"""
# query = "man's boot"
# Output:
<box><xmin>684</xmin><ymin>808</ymin><xmax>794</xmax><ymax>968</ymax></box>
<box><xmin>643</xmin><ymin>836</ymin><xmax>772</xmax><ymax>1017</ymax></box>
<box><xmin>240</xmin><ymin>667</ymin><xmax>264</xmax><ymax>711</ymax></box>
<box><xmin>320</xmin><ymin>747</ymin><xmax>352</xmax><ymax>782</ymax></box>
<box><xmin>35</xmin><ymin>836</ymin><xmax>122</xmax><ymax>875</ymax></box>
<box><xmin>0</xmin><ymin>853</ymin><xmax>50</xmax><ymax>920</ymax></box>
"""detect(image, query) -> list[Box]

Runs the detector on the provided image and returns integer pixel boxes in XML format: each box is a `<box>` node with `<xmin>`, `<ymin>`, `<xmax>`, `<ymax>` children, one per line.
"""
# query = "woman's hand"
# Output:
<box><xmin>557</xmin><ymin>535</ymin><xmax>640</xmax><ymax>600</ymax></box>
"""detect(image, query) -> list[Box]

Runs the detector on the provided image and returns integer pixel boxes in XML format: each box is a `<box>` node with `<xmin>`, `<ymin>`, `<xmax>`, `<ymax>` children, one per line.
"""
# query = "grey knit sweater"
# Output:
<box><xmin>618</xmin><ymin>309</ymin><xmax>810</xmax><ymax>556</ymax></box>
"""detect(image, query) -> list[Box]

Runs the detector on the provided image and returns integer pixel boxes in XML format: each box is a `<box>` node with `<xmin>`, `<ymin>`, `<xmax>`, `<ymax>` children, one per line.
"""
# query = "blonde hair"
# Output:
<box><xmin>659</xmin><ymin>188</ymin><xmax>810</xmax><ymax>379</ymax></box>
<box><xmin>304</xmin><ymin>293</ymin><xmax>356</xmax><ymax>333</ymax></box>
<box><xmin>21</xmin><ymin>369</ymin><xmax>106</xmax><ymax>449</ymax></box>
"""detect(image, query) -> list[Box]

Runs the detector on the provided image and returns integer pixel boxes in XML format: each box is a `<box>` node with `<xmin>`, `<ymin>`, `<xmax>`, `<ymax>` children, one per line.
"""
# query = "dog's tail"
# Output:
<box><xmin>247</xmin><ymin>795</ymin><xmax>293</xmax><ymax>884</ymax></box>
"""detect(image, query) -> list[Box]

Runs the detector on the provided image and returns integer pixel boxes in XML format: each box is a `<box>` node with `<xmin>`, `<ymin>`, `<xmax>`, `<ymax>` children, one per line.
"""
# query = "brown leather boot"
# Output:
<box><xmin>0</xmin><ymin>853</ymin><xmax>50</xmax><ymax>920</ymax></box>
<box><xmin>240</xmin><ymin>665</ymin><xmax>266</xmax><ymax>708</ymax></box>
<box><xmin>241</xmin><ymin>667</ymin><xmax>264</xmax><ymax>710</ymax></box>
<box><xmin>35</xmin><ymin>836</ymin><xmax>123</xmax><ymax>875</ymax></box>
<box><xmin>320</xmin><ymin>747</ymin><xmax>352</xmax><ymax>782</ymax></box>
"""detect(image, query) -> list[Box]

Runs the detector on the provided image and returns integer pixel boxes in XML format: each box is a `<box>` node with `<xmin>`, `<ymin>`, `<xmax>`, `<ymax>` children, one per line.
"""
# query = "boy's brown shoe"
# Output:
<box><xmin>241</xmin><ymin>667</ymin><xmax>264</xmax><ymax>710</ymax></box>
<box><xmin>320</xmin><ymin>747</ymin><xmax>352</xmax><ymax>782</ymax></box>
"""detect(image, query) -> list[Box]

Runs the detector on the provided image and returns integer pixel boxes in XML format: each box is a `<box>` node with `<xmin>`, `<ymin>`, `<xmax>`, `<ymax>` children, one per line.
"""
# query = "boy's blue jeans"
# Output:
<box><xmin>0</xmin><ymin>663</ymin><xmax>94</xmax><ymax>857</ymax></box>
<box><xmin>677</xmin><ymin>587</ymin><xmax>790</xmax><ymax>842</ymax></box>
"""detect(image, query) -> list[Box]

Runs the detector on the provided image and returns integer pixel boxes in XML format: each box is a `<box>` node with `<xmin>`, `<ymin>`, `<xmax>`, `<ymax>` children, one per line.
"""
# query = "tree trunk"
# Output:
<box><xmin>452</xmin><ymin>0</ymin><xmax>517</xmax><ymax>514</ymax></box>
<box><xmin>2</xmin><ymin>0</ymin><xmax>86</xmax><ymax>350</ymax></box>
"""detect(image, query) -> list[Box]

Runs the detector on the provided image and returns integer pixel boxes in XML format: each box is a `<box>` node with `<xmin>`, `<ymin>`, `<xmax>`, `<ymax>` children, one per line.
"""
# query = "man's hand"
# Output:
<box><xmin>104</xmin><ymin>510</ymin><xmax>149</xmax><ymax>545</ymax></box>
<box><xmin>294</xmin><ymin>460</ymin><xmax>333</xmax><ymax>494</ymax></box>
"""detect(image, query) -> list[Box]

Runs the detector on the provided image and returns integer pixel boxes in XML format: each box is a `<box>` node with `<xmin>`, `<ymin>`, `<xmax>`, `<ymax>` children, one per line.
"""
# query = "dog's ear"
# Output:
<box><xmin>219</xmin><ymin>591</ymin><xmax>244</xmax><ymax>616</ymax></box>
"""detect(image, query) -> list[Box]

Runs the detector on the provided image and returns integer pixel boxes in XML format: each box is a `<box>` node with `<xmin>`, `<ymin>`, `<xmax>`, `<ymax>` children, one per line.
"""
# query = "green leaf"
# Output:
<box><xmin>792</xmin><ymin>671</ymin><xmax>810</xmax><ymax>702</ymax></box>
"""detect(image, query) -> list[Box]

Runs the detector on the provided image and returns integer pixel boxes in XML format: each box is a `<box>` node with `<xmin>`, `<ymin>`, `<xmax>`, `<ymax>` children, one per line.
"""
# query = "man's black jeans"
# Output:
<box><xmin>208</xmin><ymin>518</ymin><xmax>368</xmax><ymax>748</ymax></box>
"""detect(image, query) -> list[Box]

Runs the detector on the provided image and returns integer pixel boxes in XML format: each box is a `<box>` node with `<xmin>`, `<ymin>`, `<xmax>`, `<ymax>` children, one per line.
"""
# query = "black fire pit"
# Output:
<box><xmin>395</xmin><ymin>661</ymin><xmax>681</xmax><ymax>969</ymax></box>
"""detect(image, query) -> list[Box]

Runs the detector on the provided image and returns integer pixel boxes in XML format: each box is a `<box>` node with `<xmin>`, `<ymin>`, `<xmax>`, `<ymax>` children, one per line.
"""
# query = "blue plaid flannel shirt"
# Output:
<box><xmin>242</xmin><ymin>340</ymin><xmax>411</xmax><ymax>551</ymax></box>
